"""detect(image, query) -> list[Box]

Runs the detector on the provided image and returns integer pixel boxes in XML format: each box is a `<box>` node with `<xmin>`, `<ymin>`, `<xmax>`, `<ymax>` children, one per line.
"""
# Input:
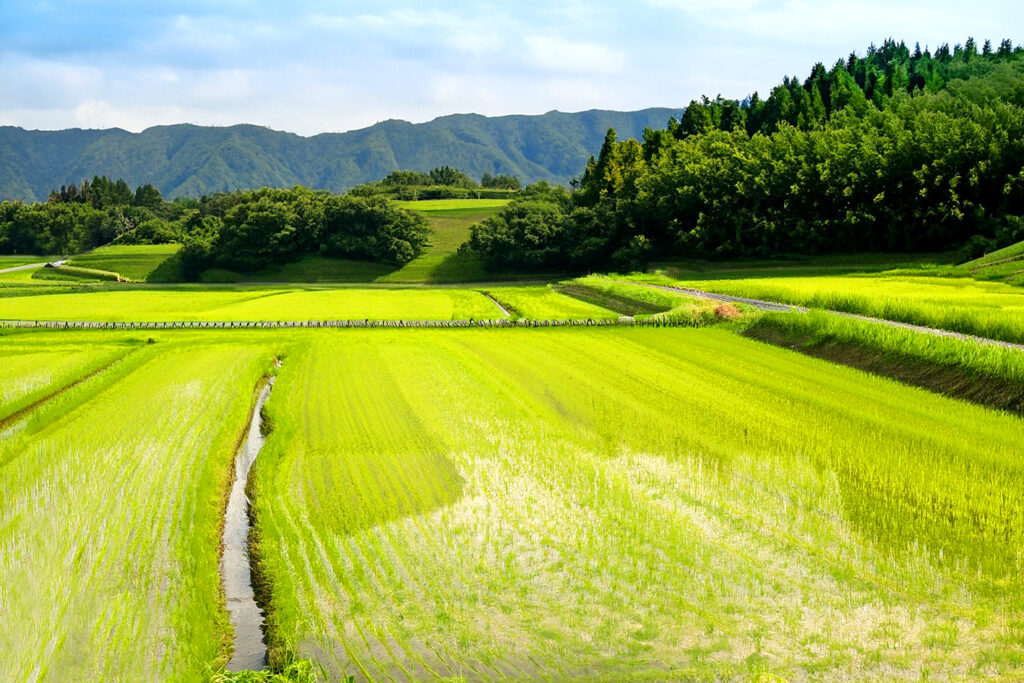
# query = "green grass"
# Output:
<box><xmin>202</xmin><ymin>257</ymin><xmax>397</xmax><ymax>284</ymax></box>
<box><xmin>960</xmin><ymin>240</ymin><xmax>1024</xmax><ymax>269</ymax></box>
<box><xmin>635</xmin><ymin>271</ymin><xmax>1024</xmax><ymax>344</ymax></box>
<box><xmin>245</xmin><ymin>327</ymin><xmax>1024</xmax><ymax>680</ymax></box>
<box><xmin>35</xmin><ymin>265</ymin><xmax>123</xmax><ymax>282</ymax></box>
<box><xmin>0</xmin><ymin>335</ymin><xmax>275</xmax><ymax>680</ymax></box>
<box><xmin>377</xmin><ymin>206</ymin><xmax>502</xmax><ymax>283</ymax></box>
<box><xmin>197</xmin><ymin>201</ymin><xmax>515</xmax><ymax>285</ymax></box>
<box><xmin>0</xmin><ymin>268</ymin><xmax>53</xmax><ymax>284</ymax></box>
<box><xmin>0</xmin><ymin>255</ymin><xmax>52</xmax><ymax>270</ymax></box>
<box><xmin>744</xmin><ymin>310</ymin><xmax>1024</xmax><ymax>413</ymax></box>
<box><xmin>0</xmin><ymin>341</ymin><xmax>133</xmax><ymax>423</ymax></box>
<box><xmin>0</xmin><ymin>287</ymin><xmax>504</xmax><ymax>321</ymax></box>
<box><xmin>652</xmin><ymin>252</ymin><xmax>956</xmax><ymax>280</ymax></box>
<box><xmin>559</xmin><ymin>276</ymin><xmax>724</xmax><ymax>323</ymax></box>
<box><xmin>67</xmin><ymin>244</ymin><xmax>181</xmax><ymax>282</ymax></box>
<box><xmin>393</xmin><ymin>198</ymin><xmax>511</xmax><ymax>212</ymax></box>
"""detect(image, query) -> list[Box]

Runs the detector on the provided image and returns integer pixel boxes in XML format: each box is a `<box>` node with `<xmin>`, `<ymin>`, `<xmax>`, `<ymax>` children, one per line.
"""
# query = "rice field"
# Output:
<box><xmin>66</xmin><ymin>244</ymin><xmax>181</xmax><ymax>282</ymax></box>
<box><xmin>0</xmin><ymin>287</ymin><xmax>505</xmax><ymax>322</ymax></box>
<box><xmin>640</xmin><ymin>272</ymin><xmax>1024</xmax><ymax>343</ymax></box>
<box><xmin>247</xmin><ymin>327</ymin><xmax>1024</xmax><ymax>681</ymax></box>
<box><xmin>0</xmin><ymin>340</ymin><xmax>133</xmax><ymax>423</ymax></box>
<box><xmin>0</xmin><ymin>334</ymin><xmax>276</xmax><ymax>680</ymax></box>
<box><xmin>484</xmin><ymin>286</ymin><xmax>620</xmax><ymax>320</ymax></box>
<box><xmin>3</xmin><ymin>310</ymin><xmax>1024</xmax><ymax>681</ymax></box>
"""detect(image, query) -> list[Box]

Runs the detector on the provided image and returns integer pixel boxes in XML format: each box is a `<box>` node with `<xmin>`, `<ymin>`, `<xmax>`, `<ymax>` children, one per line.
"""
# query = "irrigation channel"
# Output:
<box><xmin>221</xmin><ymin>373</ymin><xmax>277</xmax><ymax>672</ymax></box>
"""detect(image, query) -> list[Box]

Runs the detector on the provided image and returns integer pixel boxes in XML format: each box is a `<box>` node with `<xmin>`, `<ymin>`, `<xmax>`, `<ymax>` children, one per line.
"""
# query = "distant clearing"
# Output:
<box><xmin>394</xmin><ymin>198</ymin><xmax>511</xmax><ymax>212</ymax></box>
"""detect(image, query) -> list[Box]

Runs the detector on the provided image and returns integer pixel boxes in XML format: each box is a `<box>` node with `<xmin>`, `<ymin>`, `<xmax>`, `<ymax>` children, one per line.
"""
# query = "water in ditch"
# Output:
<box><xmin>221</xmin><ymin>376</ymin><xmax>275</xmax><ymax>671</ymax></box>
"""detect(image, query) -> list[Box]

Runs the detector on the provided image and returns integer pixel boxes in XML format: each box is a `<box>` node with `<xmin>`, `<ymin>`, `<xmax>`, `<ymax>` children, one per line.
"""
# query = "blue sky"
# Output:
<box><xmin>1</xmin><ymin>1</ymin><xmax>1021</xmax><ymax>135</ymax></box>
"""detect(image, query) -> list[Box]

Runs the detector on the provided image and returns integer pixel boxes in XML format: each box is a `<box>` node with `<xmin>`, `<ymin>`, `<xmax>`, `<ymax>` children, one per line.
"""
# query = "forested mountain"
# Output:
<box><xmin>0</xmin><ymin>109</ymin><xmax>678</xmax><ymax>201</ymax></box>
<box><xmin>469</xmin><ymin>38</ymin><xmax>1024</xmax><ymax>270</ymax></box>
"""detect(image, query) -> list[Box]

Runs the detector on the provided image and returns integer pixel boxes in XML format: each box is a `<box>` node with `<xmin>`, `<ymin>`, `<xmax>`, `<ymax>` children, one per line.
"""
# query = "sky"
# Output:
<box><xmin>1</xmin><ymin>1</ymin><xmax>1021</xmax><ymax>136</ymax></box>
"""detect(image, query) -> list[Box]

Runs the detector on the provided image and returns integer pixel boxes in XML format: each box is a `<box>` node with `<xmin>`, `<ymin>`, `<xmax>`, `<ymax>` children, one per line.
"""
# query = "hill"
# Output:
<box><xmin>0</xmin><ymin>109</ymin><xmax>679</xmax><ymax>201</ymax></box>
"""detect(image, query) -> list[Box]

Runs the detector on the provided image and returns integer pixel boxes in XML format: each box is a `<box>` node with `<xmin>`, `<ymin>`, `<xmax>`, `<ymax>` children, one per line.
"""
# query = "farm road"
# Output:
<box><xmin>0</xmin><ymin>262</ymin><xmax>47</xmax><ymax>274</ymax></box>
<box><xmin>620</xmin><ymin>280</ymin><xmax>1024</xmax><ymax>352</ymax></box>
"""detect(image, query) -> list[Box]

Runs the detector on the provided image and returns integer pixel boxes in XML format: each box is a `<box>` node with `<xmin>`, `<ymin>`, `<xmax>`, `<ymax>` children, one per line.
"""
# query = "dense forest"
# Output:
<box><xmin>467</xmin><ymin>38</ymin><xmax>1024</xmax><ymax>270</ymax></box>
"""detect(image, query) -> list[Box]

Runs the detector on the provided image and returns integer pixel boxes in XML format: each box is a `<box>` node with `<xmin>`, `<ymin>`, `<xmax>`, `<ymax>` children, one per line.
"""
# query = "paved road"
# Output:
<box><xmin>622</xmin><ymin>280</ymin><xmax>1024</xmax><ymax>352</ymax></box>
<box><xmin>0</xmin><ymin>262</ymin><xmax>48</xmax><ymax>274</ymax></box>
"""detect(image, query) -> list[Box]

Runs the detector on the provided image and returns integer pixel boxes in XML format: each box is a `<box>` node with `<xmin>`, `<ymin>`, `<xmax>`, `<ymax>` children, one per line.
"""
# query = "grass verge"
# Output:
<box><xmin>744</xmin><ymin>310</ymin><xmax>1024</xmax><ymax>414</ymax></box>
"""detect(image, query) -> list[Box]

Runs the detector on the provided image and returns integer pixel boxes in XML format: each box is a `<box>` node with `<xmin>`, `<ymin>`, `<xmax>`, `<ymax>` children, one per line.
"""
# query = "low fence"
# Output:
<box><xmin>0</xmin><ymin>316</ymin><xmax>694</xmax><ymax>331</ymax></box>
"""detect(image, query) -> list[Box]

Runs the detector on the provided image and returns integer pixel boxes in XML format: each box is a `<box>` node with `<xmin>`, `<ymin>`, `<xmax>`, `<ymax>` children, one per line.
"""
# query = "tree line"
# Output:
<box><xmin>466</xmin><ymin>38</ymin><xmax>1024</xmax><ymax>271</ymax></box>
<box><xmin>0</xmin><ymin>176</ymin><xmax>176</xmax><ymax>256</ymax></box>
<box><xmin>3</xmin><ymin>170</ymin><xmax>540</xmax><ymax>278</ymax></box>
<box><xmin>175</xmin><ymin>187</ymin><xmax>429</xmax><ymax>279</ymax></box>
<box><xmin>349</xmin><ymin>166</ymin><xmax>521</xmax><ymax>200</ymax></box>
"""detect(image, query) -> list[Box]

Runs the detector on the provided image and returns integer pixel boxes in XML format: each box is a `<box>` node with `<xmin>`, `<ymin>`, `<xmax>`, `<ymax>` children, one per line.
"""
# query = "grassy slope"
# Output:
<box><xmin>0</xmin><ymin>255</ymin><xmax>51</xmax><ymax>269</ymax></box>
<box><xmin>0</xmin><ymin>339</ymin><xmax>273</xmax><ymax>680</ymax></box>
<box><xmin>637</xmin><ymin>270</ymin><xmax>1024</xmax><ymax>344</ymax></box>
<box><xmin>745</xmin><ymin>310</ymin><xmax>1024</xmax><ymax>413</ymax></box>
<box><xmin>251</xmin><ymin>328</ymin><xmax>1024</xmax><ymax>680</ymax></box>
<box><xmin>199</xmin><ymin>200</ymin><xmax>512</xmax><ymax>285</ymax></box>
<box><xmin>393</xmin><ymin>198</ymin><xmax>511</xmax><ymax>212</ymax></box>
<box><xmin>485</xmin><ymin>285</ymin><xmax>620</xmax><ymax>320</ymax></box>
<box><xmin>67</xmin><ymin>244</ymin><xmax>181</xmax><ymax>282</ymax></box>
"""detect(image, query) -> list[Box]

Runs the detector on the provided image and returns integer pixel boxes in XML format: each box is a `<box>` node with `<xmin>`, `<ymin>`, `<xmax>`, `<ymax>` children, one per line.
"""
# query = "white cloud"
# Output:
<box><xmin>524</xmin><ymin>36</ymin><xmax>626</xmax><ymax>73</ymax></box>
<box><xmin>645</xmin><ymin>0</ymin><xmax>762</xmax><ymax>10</ymax></box>
<box><xmin>644</xmin><ymin>0</ymin><xmax>1015</xmax><ymax>49</ymax></box>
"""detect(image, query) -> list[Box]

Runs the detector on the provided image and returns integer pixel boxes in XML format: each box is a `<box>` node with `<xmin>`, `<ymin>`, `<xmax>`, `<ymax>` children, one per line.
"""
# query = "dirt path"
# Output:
<box><xmin>480</xmin><ymin>291</ymin><xmax>512</xmax><ymax>317</ymax></box>
<box><xmin>221</xmin><ymin>375</ymin><xmax>276</xmax><ymax>672</ymax></box>
<box><xmin>622</xmin><ymin>280</ymin><xmax>1024</xmax><ymax>352</ymax></box>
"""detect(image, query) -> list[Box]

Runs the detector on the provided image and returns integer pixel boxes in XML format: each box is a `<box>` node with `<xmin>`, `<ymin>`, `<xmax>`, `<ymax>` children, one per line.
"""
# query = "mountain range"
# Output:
<box><xmin>0</xmin><ymin>108</ymin><xmax>680</xmax><ymax>201</ymax></box>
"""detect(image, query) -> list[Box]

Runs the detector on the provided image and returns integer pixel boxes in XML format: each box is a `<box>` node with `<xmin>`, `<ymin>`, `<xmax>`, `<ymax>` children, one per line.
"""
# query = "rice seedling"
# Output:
<box><xmin>637</xmin><ymin>272</ymin><xmax>1024</xmax><ymax>343</ymax></box>
<box><xmin>483</xmin><ymin>286</ymin><xmax>619</xmax><ymax>320</ymax></box>
<box><xmin>0</xmin><ymin>287</ymin><xmax>503</xmax><ymax>322</ymax></box>
<box><xmin>742</xmin><ymin>309</ymin><xmax>1024</xmax><ymax>420</ymax></box>
<box><xmin>0</xmin><ymin>339</ymin><xmax>275</xmax><ymax>680</ymax></box>
<box><xmin>0</xmin><ymin>342</ymin><xmax>133</xmax><ymax>424</ymax></box>
<box><xmin>248</xmin><ymin>327</ymin><xmax>1024</xmax><ymax>681</ymax></box>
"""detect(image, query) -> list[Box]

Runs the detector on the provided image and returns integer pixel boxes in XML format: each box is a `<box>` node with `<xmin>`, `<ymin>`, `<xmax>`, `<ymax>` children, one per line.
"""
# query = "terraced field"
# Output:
<box><xmin>640</xmin><ymin>272</ymin><xmax>1024</xmax><ymax>344</ymax></box>
<box><xmin>66</xmin><ymin>244</ymin><xmax>181</xmax><ymax>282</ymax></box>
<box><xmin>0</xmin><ymin>287</ymin><xmax>506</xmax><ymax>322</ymax></box>
<box><xmin>485</xmin><ymin>285</ymin><xmax>621</xmax><ymax>320</ymax></box>
<box><xmin>3</xmin><ymin>312</ymin><xmax>1023</xmax><ymax>681</ymax></box>
<box><xmin>0</xmin><ymin>334</ymin><xmax>275</xmax><ymax>680</ymax></box>
<box><xmin>247</xmin><ymin>327</ymin><xmax>1024</xmax><ymax>681</ymax></box>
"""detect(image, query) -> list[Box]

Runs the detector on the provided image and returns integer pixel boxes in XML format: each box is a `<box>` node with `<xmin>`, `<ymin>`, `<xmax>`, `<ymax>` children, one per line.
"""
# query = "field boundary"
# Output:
<box><xmin>0</xmin><ymin>317</ymin><xmax>692</xmax><ymax>330</ymax></box>
<box><xmin>620</xmin><ymin>280</ymin><xmax>1024</xmax><ymax>351</ymax></box>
